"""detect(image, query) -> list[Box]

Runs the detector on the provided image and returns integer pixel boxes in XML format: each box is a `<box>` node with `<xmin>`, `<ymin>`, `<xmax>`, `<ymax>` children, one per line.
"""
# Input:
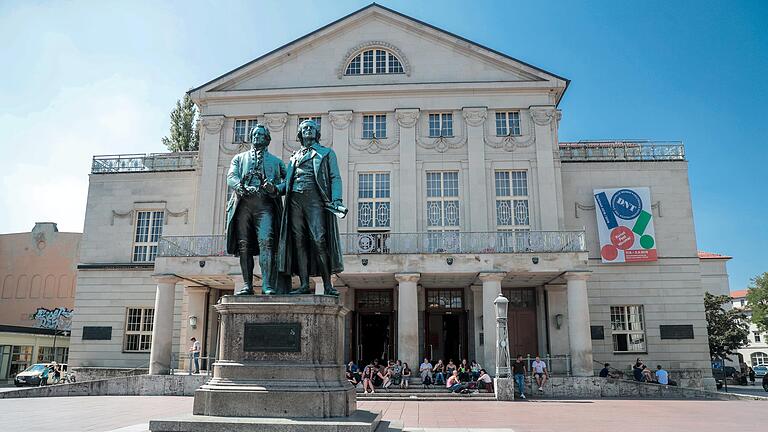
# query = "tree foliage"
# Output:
<box><xmin>704</xmin><ymin>292</ymin><xmax>749</xmax><ymax>361</ymax></box>
<box><xmin>746</xmin><ymin>272</ymin><xmax>768</xmax><ymax>333</ymax></box>
<box><xmin>162</xmin><ymin>93</ymin><xmax>199</xmax><ymax>152</ymax></box>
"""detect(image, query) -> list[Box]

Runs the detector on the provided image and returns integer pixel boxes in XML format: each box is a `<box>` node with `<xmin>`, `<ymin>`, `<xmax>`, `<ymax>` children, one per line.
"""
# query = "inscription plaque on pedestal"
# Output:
<box><xmin>244</xmin><ymin>322</ymin><xmax>302</xmax><ymax>352</ymax></box>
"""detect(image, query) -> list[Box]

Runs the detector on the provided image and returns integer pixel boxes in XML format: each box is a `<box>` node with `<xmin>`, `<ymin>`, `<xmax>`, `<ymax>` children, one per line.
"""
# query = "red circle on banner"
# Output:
<box><xmin>610</xmin><ymin>226</ymin><xmax>635</xmax><ymax>250</ymax></box>
<box><xmin>601</xmin><ymin>244</ymin><xmax>619</xmax><ymax>261</ymax></box>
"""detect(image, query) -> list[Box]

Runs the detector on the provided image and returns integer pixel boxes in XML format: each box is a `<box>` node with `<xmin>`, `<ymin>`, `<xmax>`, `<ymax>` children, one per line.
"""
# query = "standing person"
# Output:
<box><xmin>401</xmin><ymin>363</ymin><xmax>412</xmax><ymax>389</ymax></box>
<box><xmin>189</xmin><ymin>337</ymin><xmax>201</xmax><ymax>374</ymax></box>
<box><xmin>433</xmin><ymin>359</ymin><xmax>446</xmax><ymax>385</ymax></box>
<box><xmin>38</xmin><ymin>365</ymin><xmax>49</xmax><ymax>387</ymax></box>
<box><xmin>226</xmin><ymin>124</ymin><xmax>287</xmax><ymax>295</ymax></box>
<box><xmin>748</xmin><ymin>367</ymin><xmax>756</xmax><ymax>386</ymax></box>
<box><xmin>52</xmin><ymin>362</ymin><xmax>61</xmax><ymax>384</ymax></box>
<box><xmin>470</xmin><ymin>360</ymin><xmax>482</xmax><ymax>381</ymax></box>
<box><xmin>419</xmin><ymin>358</ymin><xmax>433</xmax><ymax>385</ymax></box>
<box><xmin>277</xmin><ymin>119</ymin><xmax>345</xmax><ymax>296</ymax></box>
<box><xmin>655</xmin><ymin>365</ymin><xmax>669</xmax><ymax>385</ymax></box>
<box><xmin>512</xmin><ymin>354</ymin><xmax>527</xmax><ymax>399</ymax></box>
<box><xmin>531</xmin><ymin>356</ymin><xmax>549</xmax><ymax>391</ymax></box>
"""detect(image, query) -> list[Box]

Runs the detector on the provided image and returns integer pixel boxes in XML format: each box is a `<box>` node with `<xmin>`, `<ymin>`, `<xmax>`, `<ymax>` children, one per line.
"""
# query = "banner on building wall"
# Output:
<box><xmin>593</xmin><ymin>187</ymin><xmax>657</xmax><ymax>263</ymax></box>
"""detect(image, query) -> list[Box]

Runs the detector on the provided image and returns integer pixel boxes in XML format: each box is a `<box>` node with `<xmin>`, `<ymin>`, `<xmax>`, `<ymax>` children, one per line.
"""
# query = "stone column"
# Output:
<box><xmin>470</xmin><ymin>285</ymin><xmax>484</xmax><ymax>365</ymax></box>
<box><xmin>329</xmin><ymin>110</ymin><xmax>353</xmax><ymax>234</ymax></box>
<box><xmin>186</xmin><ymin>287</ymin><xmax>209</xmax><ymax>348</ymax></box>
<box><xmin>480</xmin><ymin>272</ymin><xmax>506</xmax><ymax>376</ymax></box>
<box><xmin>149</xmin><ymin>275</ymin><xmax>180</xmax><ymax>375</ymax></box>
<box><xmin>565</xmin><ymin>271</ymin><xmax>593</xmax><ymax>376</ymax></box>
<box><xmin>396</xmin><ymin>109</ymin><xmax>419</xmax><ymax>233</ymax></box>
<box><xmin>195</xmin><ymin>116</ymin><xmax>224</xmax><ymax>236</ymax></box>
<box><xmin>530</xmin><ymin>106</ymin><xmax>562</xmax><ymax>230</ymax></box>
<box><xmin>463</xmin><ymin>108</ymin><xmax>489</xmax><ymax>231</ymax></box>
<box><xmin>395</xmin><ymin>273</ymin><xmax>420</xmax><ymax>368</ymax></box>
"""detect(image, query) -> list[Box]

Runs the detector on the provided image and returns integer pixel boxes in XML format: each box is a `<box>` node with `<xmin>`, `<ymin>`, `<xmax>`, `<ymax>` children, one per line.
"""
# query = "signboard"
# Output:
<box><xmin>660</xmin><ymin>325</ymin><xmax>694</xmax><ymax>339</ymax></box>
<box><xmin>593</xmin><ymin>187</ymin><xmax>657</xmax><ymax>263</ymax></box>
<box><xmin>243</xmin><ymin>323</ymin><xmax>301</xmax><ymax>352</ymax></box>
<box><xmin>82</xmin><ymin>326</ymin><xmax>112</xmax><ymax>340</ymax></box>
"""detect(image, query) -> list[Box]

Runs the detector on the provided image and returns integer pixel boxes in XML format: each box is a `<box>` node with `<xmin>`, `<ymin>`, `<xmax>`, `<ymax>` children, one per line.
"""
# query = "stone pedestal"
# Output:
<box><xmin>192</xmin><ymin>295</ymin><xmax>355</xmax><ymax>418</ymax></box>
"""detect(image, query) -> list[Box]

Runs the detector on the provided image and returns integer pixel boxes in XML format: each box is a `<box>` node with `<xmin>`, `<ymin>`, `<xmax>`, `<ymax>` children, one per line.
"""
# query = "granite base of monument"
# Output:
<box><xmin>149</xmin><ymin>295</ymin><xmax>381</xmax><ymax>432</ymax></box>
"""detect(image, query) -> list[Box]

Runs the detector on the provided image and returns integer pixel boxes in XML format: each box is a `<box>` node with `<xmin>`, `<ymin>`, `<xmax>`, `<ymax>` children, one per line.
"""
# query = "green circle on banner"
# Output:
<box><xmin>640</xmin><ymin>235</ymin><xmax>654</xmax><ymax>249</ymax></box>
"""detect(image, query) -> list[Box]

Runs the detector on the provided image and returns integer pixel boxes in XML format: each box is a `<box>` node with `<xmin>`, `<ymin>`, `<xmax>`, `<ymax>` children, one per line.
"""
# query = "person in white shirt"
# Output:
<box><xmin>189</xmin><ymin>337</ymin><xmax>201</xmax><ymax>374</ymax></box>
<box><xmin>476</xmin><ymin>368</ymin><xmax>494</xmax><ymax>392</ymax></box>
<box><xmin>655</xmin><ymin>365</ymin><xmax>669</xmax><ymax>385</ymax></box>
<box><xmin>419</xmin><ymin>358</ymin><xmax>433</xmax><ymax>385</ymax></box>
<box><xmin>531</xmin><ymin>355</ymin><xmax>549</xmax><ymax>391</ymax></box>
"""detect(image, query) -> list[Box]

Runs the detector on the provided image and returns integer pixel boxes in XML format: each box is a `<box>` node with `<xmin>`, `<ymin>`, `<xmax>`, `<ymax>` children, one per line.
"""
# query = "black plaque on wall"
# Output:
<box><xmin>244</xmin><ymin>323</ymin><xmax>301</xmax><ymax>352</ymax></box>
<box><xmin>660</xmin><ymin>325</ymin><xmax>694</xmax><ymax>339</ymax></box>
<box><xmin>590</xmin><ymin>325</ymin><xmax>605</xmax><ymax>340</ymax></box>
<box><xmin>82</xmin><ymin>326</ymin><xmax>112</xmax><ymax>340</ymax></box>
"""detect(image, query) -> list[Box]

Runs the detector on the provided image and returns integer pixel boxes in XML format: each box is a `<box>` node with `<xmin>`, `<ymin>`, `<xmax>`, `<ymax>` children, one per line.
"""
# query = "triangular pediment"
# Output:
<box><xmin>190</xmin><ymin>4</ymin><xmax>568</xmax><ymax>99</ymax></box>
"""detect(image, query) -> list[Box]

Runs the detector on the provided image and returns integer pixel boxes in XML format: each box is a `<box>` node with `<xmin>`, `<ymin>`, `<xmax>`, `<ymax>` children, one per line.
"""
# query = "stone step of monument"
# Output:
<box><xmin>357</xmin><ymin>391</ymin><xmax>496</xmax><ymax>401</ymax></box>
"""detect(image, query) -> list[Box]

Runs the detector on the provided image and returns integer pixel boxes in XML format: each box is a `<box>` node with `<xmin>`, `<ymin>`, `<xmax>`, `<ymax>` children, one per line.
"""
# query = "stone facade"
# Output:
<box><xmin>69</xmin><ymin>4</ymin><xmax>716</xmax><ymax>390</ymax></box>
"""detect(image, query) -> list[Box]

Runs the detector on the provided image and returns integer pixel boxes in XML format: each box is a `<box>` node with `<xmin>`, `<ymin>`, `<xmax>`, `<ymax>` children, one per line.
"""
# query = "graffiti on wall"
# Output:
<box><xmin>33</xmin><ymin>307</ymin><xmax>73</xmax><ymax>330</ymax></box>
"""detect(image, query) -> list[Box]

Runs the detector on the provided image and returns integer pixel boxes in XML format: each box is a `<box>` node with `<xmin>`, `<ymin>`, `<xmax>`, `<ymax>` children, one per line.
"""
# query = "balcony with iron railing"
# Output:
<box><xmin>558</xmin><ymin>140</ymin><xmax>685</xmax><ymax>162</ymax></box>
<box><xmin>157</xmin><ymin>231</ymin><xmax>586</xmax><ymax>258</ymax></box>
<box><xmin>91</xmin><ymin>152</ymin><xmax>199</xmax><ymax>174</ymax></box>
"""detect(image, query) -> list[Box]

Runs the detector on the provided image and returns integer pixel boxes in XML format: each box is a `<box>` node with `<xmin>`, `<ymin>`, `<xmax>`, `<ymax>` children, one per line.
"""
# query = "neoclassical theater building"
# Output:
<box><xmin>69</xmin><ymin>4</ymin><xmax>714</xmax><ymax>388</ymax></box>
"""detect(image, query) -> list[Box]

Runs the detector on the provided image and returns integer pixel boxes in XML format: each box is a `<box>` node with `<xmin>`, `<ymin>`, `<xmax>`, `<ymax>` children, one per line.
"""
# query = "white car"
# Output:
<box><xmin>13</xmin><ymin>363</ymin><xmax>70</xmax><ymax>387</ymax></box>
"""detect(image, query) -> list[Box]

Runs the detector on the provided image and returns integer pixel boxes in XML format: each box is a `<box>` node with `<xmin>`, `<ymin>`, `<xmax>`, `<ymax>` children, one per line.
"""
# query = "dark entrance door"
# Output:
<box><xmin>503</xmin><ymin>288</ymin><xmax>538</xmax><ymax>357</ymax></box>
<box><xmin>353</xmin><ymin>289</ymin><xmax>394</xmax><ymax>364</ymax></box>
<box><xmin>424</xmin><ymin>288</ymin><xmax>467</xmax><ymax>363</ymax></box>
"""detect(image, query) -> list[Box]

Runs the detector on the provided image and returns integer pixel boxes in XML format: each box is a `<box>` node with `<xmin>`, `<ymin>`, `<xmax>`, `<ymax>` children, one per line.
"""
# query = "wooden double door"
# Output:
<box><xmin>503</xmin><ymin>288</ymin><xmax>538</xmax><ymax>357</ymax></box>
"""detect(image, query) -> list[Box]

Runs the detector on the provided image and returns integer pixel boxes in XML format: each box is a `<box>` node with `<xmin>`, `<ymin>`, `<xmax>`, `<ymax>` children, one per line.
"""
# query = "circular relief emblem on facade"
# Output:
<box><xmin>611</xmin><ymin>189</ymin><xmax>642</xmax><ymax>220</ymax></box>
<box><xmin>610</xmin><ymin>226</ymin><xmax>635</xmax><ymax>250</ymax></box>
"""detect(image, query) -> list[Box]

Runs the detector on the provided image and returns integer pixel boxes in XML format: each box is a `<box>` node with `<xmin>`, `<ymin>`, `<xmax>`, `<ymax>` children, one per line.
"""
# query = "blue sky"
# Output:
<box><xmin>0</xmin><ymin>0</ymin><xmax>765</xmax><ymax>291</ymax></box>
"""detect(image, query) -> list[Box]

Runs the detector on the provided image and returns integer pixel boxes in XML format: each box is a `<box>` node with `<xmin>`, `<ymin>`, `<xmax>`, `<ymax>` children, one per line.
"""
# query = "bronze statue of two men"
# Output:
<box><xmin>225</xmin><ymin>120</ymin><xmax>345</xmax><ymax>296</ymax></box>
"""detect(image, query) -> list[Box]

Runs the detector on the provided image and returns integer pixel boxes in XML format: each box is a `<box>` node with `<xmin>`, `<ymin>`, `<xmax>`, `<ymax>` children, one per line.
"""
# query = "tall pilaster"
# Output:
<box><xmin>195</xmin><ymin>116</ymin><xmax>224</xmax><ymax>235</ymax></box>
<box><xmin>480</xmin><ymin>272</ymin><xmax>506</xmax><ymax>375</ymax></box>
<box><xmin>329</xmin><ymin>111</ymin><xmax>353</xmax><ymax>234</ymax></box>
<box><xmin>470</xmin><ymin>285</ymin><xmax>484</xmax><ymax>365</ymax></box>
<box><xmin>565</xmin><ymin>271</ymin><xmax>593</xmax><ymax>376</ymax></box>
<box><xmin>395</xmin><ymin>272</ymin><xmax>420</xmax><ymax>368</ymax></box>
<box><xmin>149</xmin><ymin>275</ymin><xmax>180</xmax><ymax>375</ymax></box>
<box><xmin>463</xmin><ymin>107</ymin><xmax>489</xmax><ymax>231</ymax></box>
<box><xmin>396</xmin><ymin>109</ymin><xmax>419</xmax><ymax>232</ymax></box>
<box><xmin>530</xmin><ymin>106</ymin><xmax>562</xmax><ymax>230</ymax></box>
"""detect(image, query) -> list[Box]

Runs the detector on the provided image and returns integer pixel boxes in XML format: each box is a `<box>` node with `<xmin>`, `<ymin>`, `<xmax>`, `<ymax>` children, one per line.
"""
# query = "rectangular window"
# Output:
<box><xmin>132</xmin><ymin>210</ymin><xmax>164</xmax><ymax>262</ymax></box>
<box><xmin>362</xmin><ymin>114</ymin><xmax>386</xmax><ymax>139</ymax></box>
<box><xmin>495</xmin><ymin>111</ymin><xmax>521</xmax><ymax>136</ymax></box>
<box><xmin>357</xmin><ymin>172</ymin><xmax>391</xmax><ymax>229</ymax></box>
<box><xmin>755</xmin><ymin>331</ymin><xmax>762</xmax><ymax>343</ymax></box>
<box><xmin>610</xmin><ymin>305</ymin><xmax>646</xmax><ymax>352</ymax></box>
<box><xmin>234</xmin><ymin>119</ymin><xmax>259</xmax><ymax>143</ymax></box>
<box><xmin>298</xmin><ymin>116</ymin><xmax>322</xmax><ymax>134</ymax></box>
<box><xmin>426</xmin><ymin>171</ymin><xmax>460</xmax><ymax>252</ymax></box>
<box><xmin>362</xmin><ymin>50</ymin><xmax>374</xmax><ymax>74</ymax></box>
<box><xmin>494</xmin><ymin>170</ymin><xmax>530</xmax><ymax>251</ymax></box>
<box><xmin>10</xmin><ymin>345</ymin><xmax>33</xmax><ymax>377</ymax></box>
<box><xmin>428</xmin><ymin>113</ymin><xmax>453</xmax><ymax>137</ymax></box>
<box><xmin>37</xmin><ymin>347</ymin><xmax>69</xmax><ymax>363</ymax></box>
<box><xmin>124</xmin><ymin>307</ymin><xmax>154</xmax><ymax>352</ymax></box>
<box><xmin>375</xmin><ymin>49</ymin><xmax>387</xmax><ymax>73</ymax></box>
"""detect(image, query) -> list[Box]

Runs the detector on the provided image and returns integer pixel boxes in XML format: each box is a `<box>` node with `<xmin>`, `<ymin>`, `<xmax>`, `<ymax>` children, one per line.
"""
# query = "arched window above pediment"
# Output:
<box><xmin>337</xmin><ymin>41</ymin><xmax>410</xmax><ymax>78</ymax></box>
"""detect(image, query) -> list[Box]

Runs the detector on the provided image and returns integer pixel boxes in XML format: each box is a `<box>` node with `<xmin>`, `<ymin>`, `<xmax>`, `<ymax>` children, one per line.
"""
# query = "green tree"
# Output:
<box><xmin>162</xmin><ymin>93</ymin><xmax>199</xmax><ymax>152</ymax></box>
<box><xmin>746</xmin><ymin>272</ymin><xmax>768</xmax><ymax>333</ymax></box>
<box><xmin>704</xmin><ymin>292</ymin><xmax>749</xmax><ymax>361</ymax></box>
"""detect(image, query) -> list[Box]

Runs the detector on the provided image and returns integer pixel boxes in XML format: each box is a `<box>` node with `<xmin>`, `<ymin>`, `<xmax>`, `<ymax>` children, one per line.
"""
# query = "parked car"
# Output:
<box><xmin>752</xmin><ymin>364</ymin><xmax>768</xmax><ymax>379</ymax></box>
<box><xmin>13</xmin><ymin>363</ymin><xmax>69</xmax><ymax>387</ymax></box>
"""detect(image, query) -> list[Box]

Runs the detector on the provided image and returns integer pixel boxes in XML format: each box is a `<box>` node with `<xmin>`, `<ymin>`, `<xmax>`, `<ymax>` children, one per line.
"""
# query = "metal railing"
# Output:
<box><xmin>158</xmin><ymin>231</ymin><xmax>586</xmax><ymax>257</ymax></box>
<box><xmin>91</xmin><ymin>152</ymin><xmax>198</xmax><ymax>174</ymax></box>
<box><xmin>558</xmin><ymin>140</ymin><xmax>685</xmax><ymax>162</ymax></box>
<box><xmin>521</xmin><ymin>354</ymin><xmax>572</xmax><ymax>377</ymax></box>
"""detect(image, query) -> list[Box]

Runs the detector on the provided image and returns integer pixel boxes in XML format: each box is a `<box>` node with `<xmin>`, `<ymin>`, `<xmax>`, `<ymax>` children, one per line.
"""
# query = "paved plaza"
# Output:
<box><xmin>0</xmin><ymin>396</ymin><xmax>764</xmax><ymax>432</ymax></box>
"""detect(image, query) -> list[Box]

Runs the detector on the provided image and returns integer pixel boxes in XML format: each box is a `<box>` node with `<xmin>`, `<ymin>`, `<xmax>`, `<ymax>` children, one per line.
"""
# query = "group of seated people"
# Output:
<box><xmin>346</xmin><ymin>357</ymin><xmax>494</xmax><ymax>394</ymax></box>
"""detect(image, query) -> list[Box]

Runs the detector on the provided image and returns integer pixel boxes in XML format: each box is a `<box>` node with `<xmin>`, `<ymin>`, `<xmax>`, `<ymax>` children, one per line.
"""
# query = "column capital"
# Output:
<box><xmin>470</xmin><ymin>284</ymin><xmax>483</xmax><ymax>293</ymax></box>
<box><xmin>152</xmin><ymin>274</ymin><xmax>181</xmax><ymax>284</ymax></box>
<box><xmin>395</xmin><ymin>108</ymin><xmax>420</xmax><ymax>128</ymax></box>
<box><xmin>478</xmin><ymin>272</ymin><xmax>506</xmax><ymax>283</ymax></box>
<box><xmin>186</xmin><ymin>286</ymin><xmax>209</xmax><ymax>294</ymax></box>
<box><xmin>395</xmin><ymin>272</ymin><xmax>421</xmax><ymax>283</ymax></box>
<box><xmin>564</xmin><ymin>271</ymin><xmax>591</xmax><ymax>282</ymax></box>
<box><xmin>329</xmin><ymin>110</ymin><xmax>353</xmax><ymax>130</ymax></box>
<box><xmin>462</xmin><ymin>107</ymin><xmax>488</xmax><ymax>127</ymax></box>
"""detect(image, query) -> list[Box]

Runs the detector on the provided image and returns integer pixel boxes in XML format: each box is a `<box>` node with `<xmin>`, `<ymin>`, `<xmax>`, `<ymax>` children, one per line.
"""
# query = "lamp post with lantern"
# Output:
<box><xmin>494</xmin><ymin>293</ymin><xmax>511</xmax><ymax>378</ymax></box>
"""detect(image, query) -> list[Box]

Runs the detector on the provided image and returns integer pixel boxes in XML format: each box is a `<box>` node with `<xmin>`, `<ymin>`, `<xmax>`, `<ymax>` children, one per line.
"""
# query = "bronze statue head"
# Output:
<box><xmin>296</xmin><ymin>119</ymin><xmax>321</xmax><ymax>147</ymax></box>
<box><xmin>250</xmin><ymin>124</ymin><xmax>271</xmax><ymax>149</ymax></box>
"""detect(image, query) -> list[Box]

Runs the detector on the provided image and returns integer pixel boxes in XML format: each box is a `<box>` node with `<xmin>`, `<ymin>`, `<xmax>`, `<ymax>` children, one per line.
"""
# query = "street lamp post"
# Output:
<box><xmin>494</xmin><ymin>293</ymin><xmax>511</xmax><ymax>378</ymax></box>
